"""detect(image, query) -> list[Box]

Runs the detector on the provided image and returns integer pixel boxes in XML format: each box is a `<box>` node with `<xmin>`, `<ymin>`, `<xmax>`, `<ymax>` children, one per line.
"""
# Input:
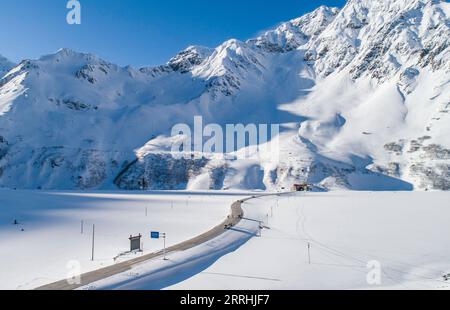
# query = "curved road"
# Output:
<box><xmin>36</xmin><ymin>195</ymin><xmax>260</xmax><ymax>290</ymax></box>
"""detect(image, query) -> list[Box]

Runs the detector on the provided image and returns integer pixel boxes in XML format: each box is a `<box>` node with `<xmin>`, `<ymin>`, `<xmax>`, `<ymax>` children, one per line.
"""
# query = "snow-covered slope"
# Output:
<box><xmin>0</xmin><ymin>189</ymin><xmax>244</xmax><ymax>290</ymax></box>
<box><xmin>168</xmin><ymin>192</ymin><xmax>450</xmax><ymax>290</ymax></box>
<box><xmin>0</xmin><ymin>0</ymin><xmax>449</xmax><ymax>191</ymax></box>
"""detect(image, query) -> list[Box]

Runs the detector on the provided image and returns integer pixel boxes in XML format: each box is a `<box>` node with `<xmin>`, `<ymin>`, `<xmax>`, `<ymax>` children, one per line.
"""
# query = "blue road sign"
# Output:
<box><xmin>151</xmin><ymin>231</ymin><xmax>160</xmax><ymax>239</ymax></box>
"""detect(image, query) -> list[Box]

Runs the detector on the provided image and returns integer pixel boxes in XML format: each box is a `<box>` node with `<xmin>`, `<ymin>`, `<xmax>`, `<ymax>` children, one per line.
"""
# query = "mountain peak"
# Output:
<box><xmin>248</xmin><ymin>5</ymin><xmax>340</xmax><ymax>52</ymax></box>
<box><xmin>291</xmin><ymin>5</ymin><xmax>339</xmax><ymax>23</ymax></box>
<box><xmin>38</xmin><ymin>48</ymin><xmax>104</xmax><ymax>64</ymax></box>
<box><xmin>55</xmin><ymin>47</ymin><xmax>81</xmax><ymax>56</ymax></box>
<box><xmin>168</xmin><ymin>45</ymin><xmax>214</xmax><ymax>73</ymax></box>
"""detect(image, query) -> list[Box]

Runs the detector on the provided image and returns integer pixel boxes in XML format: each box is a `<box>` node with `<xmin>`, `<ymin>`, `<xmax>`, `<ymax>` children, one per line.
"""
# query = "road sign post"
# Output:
<box><xmin>91</xmin><ymin>224</ymin><xmax>95</xmax><ymax>261</ymax></box>
<box><xmin>151</xmin><ymin>231</ymin><xmax>160</xmax><ymax>239</ymax></box>
<box><xmin>151</xmin><ymin>231</ymin><xmax>167</xmax><ymax>260</ymax></box>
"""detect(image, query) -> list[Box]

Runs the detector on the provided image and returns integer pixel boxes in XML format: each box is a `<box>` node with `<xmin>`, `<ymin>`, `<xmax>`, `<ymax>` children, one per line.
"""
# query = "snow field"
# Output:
<box><xmin>169</xmin><ymin>192</ymin><xmax>450</xmax><ymax>290</ymax></box>
<box><xmin>0</xmin><ymin>190</ymin><xmax>246</xmax><ymax>290</ymax></box>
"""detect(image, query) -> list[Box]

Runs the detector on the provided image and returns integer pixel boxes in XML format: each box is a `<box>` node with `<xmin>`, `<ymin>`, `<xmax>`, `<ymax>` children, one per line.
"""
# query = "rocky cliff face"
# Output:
<box><xmin>0</xmin><ymin>0</ymin><xmax>449</xmax><ymax>191</ymax></box>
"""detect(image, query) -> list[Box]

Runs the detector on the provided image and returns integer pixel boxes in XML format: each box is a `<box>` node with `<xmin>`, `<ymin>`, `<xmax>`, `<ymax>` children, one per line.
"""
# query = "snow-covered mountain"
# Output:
<box><xmin>0</xmin><ymin>0</ymin><xmax>449</xmax><ymax>191</ymax></box>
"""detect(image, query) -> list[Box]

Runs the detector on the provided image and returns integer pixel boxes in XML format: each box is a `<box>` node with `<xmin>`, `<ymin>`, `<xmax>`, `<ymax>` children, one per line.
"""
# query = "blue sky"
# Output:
<box><xmin>0</xmin><ymin>0</ymin><xmax>346</xmax><ymax>67</ymax></box>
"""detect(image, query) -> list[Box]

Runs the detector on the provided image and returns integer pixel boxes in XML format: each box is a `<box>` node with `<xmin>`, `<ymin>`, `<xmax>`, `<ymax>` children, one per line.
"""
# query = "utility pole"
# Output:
<box><xmin>145</xmin><ymin>207</ymin><xmax>148</xmax><ymax>217</ymax></box>
<box><xmin>81</xmin><ymin>220</ymin><xmax>84</xmax><ymax>234</ymax></box>
<box><xmin>162</xmin><ymin>233</ymin><xmax>167</xmax><ymax>260</ymax></box>
<box><xmin>91</xmin><ymin>224</ymin><xmax>95</xmax><ymax>261</ymax></box>
<box><xmin>307</xmin><ymin>242</ymin><xmax>311</xmax><ymax>265</ymax></box>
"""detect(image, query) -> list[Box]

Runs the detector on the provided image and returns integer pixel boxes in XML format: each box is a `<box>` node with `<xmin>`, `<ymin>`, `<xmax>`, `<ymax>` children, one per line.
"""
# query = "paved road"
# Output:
<box><xmin>36</xmin><ymin>198</ymin><xmax>247</xmax><ymax>290</ymax></box>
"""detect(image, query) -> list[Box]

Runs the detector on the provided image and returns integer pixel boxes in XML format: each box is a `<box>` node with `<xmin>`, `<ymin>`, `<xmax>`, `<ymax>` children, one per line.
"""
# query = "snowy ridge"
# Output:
<box><xmin>0</xmin><ymin>0</ymin><xmax>449</xmax><ymax>191</ymax></box>
<box><xmin>249</xmin><ymin>5</ymin><xmax>340</xmax><ymax>52</ymax></box>
<box><xmin>168</xmin><ymin>46</ymin><xmax>214</xmax><ymax>73</ymax></box>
